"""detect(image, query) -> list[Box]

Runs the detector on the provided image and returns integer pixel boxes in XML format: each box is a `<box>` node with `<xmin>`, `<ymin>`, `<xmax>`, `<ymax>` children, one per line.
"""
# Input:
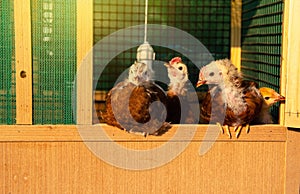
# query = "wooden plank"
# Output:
<box><xmin>286</xmin><ymin>129</ymin><xmax>300</xmax><ymax>194</ymax></box>
<box><xmin>76</xmin><ymin>0</ymin><xmax>93</xmax><ymax>124</ymax></box>
<box><xmin>230</xmin><ymin>0</ymin><xmax>242</xmax><ymax>70</ymax></box>
<box><xmin>280</xmin><ymin>0</ymin><xmax>289</xmax><ymax>126</ymax></box>
<box><xmin>0</xmin><ymin>139</ymin><xmax>285</xmax><ymax>193</ymax></box>
<box><xmin>282</xmin><ymin>0</ymin><xmax>300</xmax><ymax>128</ymax></box>
<box><xmin>0</xmin><ymin>124</ymin><xmax>287</xmax><ymax>142</ymax></box>
<box><xmin>14</xmin><ymin>0</ymin><xmax>32</xmax><ymax>124</ymax></box>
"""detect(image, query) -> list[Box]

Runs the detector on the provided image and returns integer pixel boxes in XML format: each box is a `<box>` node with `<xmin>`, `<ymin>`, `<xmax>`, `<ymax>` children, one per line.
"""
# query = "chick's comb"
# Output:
<box><xmin>170</xmin><ymin>57</ymin><xmax>182</xmax><ymax>65</ymax></box>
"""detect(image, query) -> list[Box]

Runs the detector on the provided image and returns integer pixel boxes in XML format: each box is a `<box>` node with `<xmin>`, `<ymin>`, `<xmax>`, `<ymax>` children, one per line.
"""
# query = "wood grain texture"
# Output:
<box><xmin>0</xmin><ymin>125</ymin><xmax>287</xmax><ymax>193</ymax></box>
<box><xmin>0</xmin><ymin>137</ymin><xmax>285</xmax><ymax>193</ymax></box>
<box><xmin>230</xmin><ymin>0</ymin><xmax>242</xmax><ymax>70</ymax></box>
<box><xmin>14</xmin><ymin>0</ymin><xmax>32</xmax><ymax>124</ymax></box>
<box><xmin>280</xmin><ymin>0</ymin><xmax>289</xmax><ymax>126</ymax></box>
<box><xmin>282</xmin><ymin>0</ymin><xmax>300</xmax><ymax>128</ymax></box>
<box><xmin>76</xmin><ymin>0</ymin><xmax>93</xmax><ymax>125</ymax></box>
<box><xmin>286</xmin><ymin>129</ymin><xmax>300</xmax><ymax>194</ymax></box>
<box><xmin>0</xmin><ymin>124</ymin><xmax>286</xmax><ymax>142</ymax></box>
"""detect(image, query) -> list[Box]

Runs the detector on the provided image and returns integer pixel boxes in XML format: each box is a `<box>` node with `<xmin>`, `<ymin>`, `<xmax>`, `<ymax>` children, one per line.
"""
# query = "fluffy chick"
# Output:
<box><xmin>128</xmin><ymin>61</ymin><xmax>151</xmax><ymax>85</ymax></box>
<box><xmin>165</xmin><ymin>57</ymin><xmax>195</xmax><ymax>124</ymax></box>
<box><xmin>102</xmin><ymin>61</ymin><xmax>170</xmax><ymax>136</ymax></box>
<box><xmin>197</xmin><ymin>59</ymin><xmax>263</xmax><ymax>138</ymax></box>
<box><xmin>165</xmin><ymin>57</ymin><xmax>189</xmax><ymax>96</ymax></box>
<box><xmin>252</xmin><ymin>87</ymin><xmax>285</xmax><ymax>124</ymax></box>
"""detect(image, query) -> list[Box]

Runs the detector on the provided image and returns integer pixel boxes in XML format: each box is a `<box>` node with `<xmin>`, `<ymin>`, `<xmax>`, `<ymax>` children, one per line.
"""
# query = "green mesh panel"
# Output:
<box><xmin>31</xmin><ymin>0</ymin><xmax>76</xmax><ymax>124</ymax></box>
<box><xmin>241</xmin><ymin>0</ymin><xmax>283</xmax><ymax>122</ymax></box>
<box><xmin>0</xmin><ymin>0</ymin><xmax>15</xmax><ymax>124</ymax></box>
<box><xmin>94</xmin><ymin>0</ymin><xmax>231</xmax><ymax>91</ymax></box>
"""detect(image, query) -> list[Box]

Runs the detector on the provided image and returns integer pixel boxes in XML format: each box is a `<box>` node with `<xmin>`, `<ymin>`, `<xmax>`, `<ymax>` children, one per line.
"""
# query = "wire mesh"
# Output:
<box><xmin>241</xmin><ymin>0</ymin><xmax>283</xmax><ymax>122</ymax></box>
<box><xmin>0</xmin><ymin>0</ymin><xmax>15</xmax><ymax>124</ymax></box>
<box><xmin>1</xmin><ymin>0</ymin><xmax>284</xmax><ymax>124</ymax></box>
<box><xmin>31</xmin><ymin>0</ymin><xmax>77</xmax><ymax>124</ymax></box>
<box><xmin>94</xmin><ymin>0</ymin><xmax>231</xmax><ymax>91</ymax></box>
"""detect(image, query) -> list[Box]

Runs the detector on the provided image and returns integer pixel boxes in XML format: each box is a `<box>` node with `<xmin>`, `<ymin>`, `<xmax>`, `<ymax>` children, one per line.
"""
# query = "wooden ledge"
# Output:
<box><xmin>0</xmin><ymin>124</ymin><xmax>287</xmax><ymax>142</ymax></box>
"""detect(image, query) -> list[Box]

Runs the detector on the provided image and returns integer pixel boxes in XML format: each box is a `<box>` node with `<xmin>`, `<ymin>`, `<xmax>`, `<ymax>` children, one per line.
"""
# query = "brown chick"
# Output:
<box><xmin>102</xmin><ymin>61</ymin><xmax>170</xmax><ymax>136</ymax></box>
<box><xmin>197</xmin><ymin>59</ymin><xmax>264</xmax><ymax>138</ymax></box>
<box><xmin>251</xmin><ymin>87</ymin><xmax>285</xmax><ymax>124</ymax></box>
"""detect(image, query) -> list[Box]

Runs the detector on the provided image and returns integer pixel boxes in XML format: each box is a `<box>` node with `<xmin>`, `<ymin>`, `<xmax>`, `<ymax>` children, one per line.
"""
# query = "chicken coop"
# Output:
<box><xmin>1</xmin><ymin>0</ymin><xmax>300</xmax><ymax>193</ymax></box>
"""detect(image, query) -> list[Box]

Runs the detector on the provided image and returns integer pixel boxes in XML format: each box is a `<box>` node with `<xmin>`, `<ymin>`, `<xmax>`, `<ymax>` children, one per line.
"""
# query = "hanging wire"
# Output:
<box><xmin>144</xmin><ymin>0</ymin><xmax>148</xmax><ymax>43</ymax></box>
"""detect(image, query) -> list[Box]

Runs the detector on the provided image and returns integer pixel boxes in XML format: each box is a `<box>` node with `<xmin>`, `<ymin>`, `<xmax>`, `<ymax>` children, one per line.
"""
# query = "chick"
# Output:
<box><xmin>165</xmin><ymin>57</ymin><xmax>188</xmax><ymax>97</ymax></box>
<box><xmin>197</xmin><ymin>59</ymin><xmax>263</xmax><ymax>138</ymax></box>
<box><xmin>128</xmin><ymin>61</ymin><xmax>151</xmax><ymax>85</ymax></box>
<box><xmin>252</xmin><ymin>87</ymin><xmax>285</xmax><ymax>124</ymax></box>
<box><xmin>164</xmin><ymin>57</ymin><xmax>195</xmax><ymax>124</ymax></box>
<box><xmin>102</xmin><ymin>61</ymin><xmax>170</xmax><ymax>136</ymax></box>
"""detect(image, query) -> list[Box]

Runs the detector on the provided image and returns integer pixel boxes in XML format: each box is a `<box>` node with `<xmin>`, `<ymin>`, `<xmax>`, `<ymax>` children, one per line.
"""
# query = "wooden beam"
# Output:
<box><xmin>0</xmin><ymin>124</ymin><xmax>287</xmax><ymax>193</ymax></box>
<box><xmin>285</xmin><ymin>129</ymin><xmax>300</xmax><ymax>194</ymax></box>
<box><xmin>280</xmin><ymin>0</ymin><xmax>289</xmax><ymax>126</ymax></box>
<box><xmin>0</xmin><ymin>132</ymin><xmax>286</xmax><ymax>193</ymax></box>
<box><xmin>0</xmin><ymin>124</ymin><xmax>287</xmax><ymax>142</ymax></box>
<box><xmin>14</xmin><ymin>0</ymin><xmax>33</xmax><ymax>124</ymax></box>
<box><xmin>230</xmin><ymin>0</ymin><xmax>242</xmax><ymax>70</ymax></box>
<box><xmin>76</xmin><ymin>0</ymin><xmax>93</xmax><ymax>124</ymax></box>
<box><xmin>281</xmin><ymin>0</ymin><xmax>300</xmax><ymax>128</ymax></box>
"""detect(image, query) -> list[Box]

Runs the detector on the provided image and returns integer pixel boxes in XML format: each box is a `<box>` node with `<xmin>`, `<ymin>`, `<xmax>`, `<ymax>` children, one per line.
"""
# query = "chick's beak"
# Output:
<box><xmin>196</xmin><ymin>71</ymin><xmax>206</xmax><ymax>87</ymax></box>
<box><xmin>276</xmin><ymin>95</ymin><xmax>285</xmax><ymax>102</ymax></box>
<box><xmin>196</xmin><ymin>80</ymin><xmax>206</xmax><ymax>88</ymax></box>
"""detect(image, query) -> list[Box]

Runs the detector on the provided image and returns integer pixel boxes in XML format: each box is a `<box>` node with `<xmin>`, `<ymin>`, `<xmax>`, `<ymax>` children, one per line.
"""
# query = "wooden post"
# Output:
<box><xmin>281</xmin><ymin>0</ymin><xmax>300</xmax><ymax>128</ymax></box>
<box><xmin>14</xmin><ymin>0</ymin><xmax>33</xmax><ymax>124</ymax></box>
<box><xmin>76</xmin><ymin>0</ymin><xmax>93</xmax><ymax>124</ymax></box>
<box><xmin>230</xmin><ymin>0</ymin><xmax>242</xmax><ymax>70</ymax></box>
<box><xmin>280</xmin><ymin>0</ymin><xmax>289</xmax><ymax>126</ymax></box>
<box><xmin>285</xmin><ymin>129</ymin><xmax>300</xmax><ymax>194</ymax></box>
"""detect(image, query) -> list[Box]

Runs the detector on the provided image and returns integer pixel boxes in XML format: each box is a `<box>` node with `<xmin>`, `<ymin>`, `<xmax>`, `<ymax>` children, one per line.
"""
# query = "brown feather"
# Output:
<box><xmin>102</xmin><ymin>81</ymin><xmax>170</xmax><ymax>136</ymax></box>
<box><xmin>166</xmin><ymin>91</ymin><xmax>182</xmax><ymax>124</ymax></box>
<box><xmin>166</xmin><ymin>92</ymin><xmax>197</xmax><ymax>124</ymax></box>
<box><xmin>200</xmin><ymin>81</ymin><xmax>263</xmax><ymax>126</ymax></box>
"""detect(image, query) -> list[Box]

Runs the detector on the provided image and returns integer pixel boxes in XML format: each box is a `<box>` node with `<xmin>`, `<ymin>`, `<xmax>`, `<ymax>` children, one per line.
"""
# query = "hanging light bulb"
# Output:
<box><xmin>136</xmin><ymin>0</ymin><xmax>155</xmax><ymax>76</ymax></box>
<box><xmin>137</xmin><ymin>42</ymin><xmax>155</xmax><ymax>67</ymax></box>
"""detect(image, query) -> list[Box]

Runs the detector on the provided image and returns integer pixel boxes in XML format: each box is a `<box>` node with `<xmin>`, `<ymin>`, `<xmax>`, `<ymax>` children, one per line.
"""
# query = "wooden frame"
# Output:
<box><xmin>281</xmin><ymin>0</ymin><xmax>300</xmax><ymax>128</ymax></box>
<box><xmin>2</xmin><ymin>0</ymin><xmax>299</xmax><ymax>193</ymax></box>
<box><xmin>14</xmin><ymin>0</ymin><xmax>94</xmax><ymax>125</ymax></box>
<box><xmin>230</xmin><ymin>0</ymin><xmax>242</xmax><ymax>70</ymax></box>
<box><xmin>14</xmin><ymin>0</ymin><xmax>33</xmax><ymax>124</ymax></box>
<box><xmin>0</xmin><ymin>124</ymin><xmax>286</xmax><ymax>142</ymax></box>
<box><xmin>76</xmin><ymin>0</ymin><xmax>94</xmax><ymax>125</ymax></box>
<box><xmin>280</xmin><ymin>0</ymin><xmax>289</xmax><ymax>126</ymax></box>
<box><xmin>286</xmin><ymin>129</ymin><xmax>300</xmax><ymax>194</ymax></box>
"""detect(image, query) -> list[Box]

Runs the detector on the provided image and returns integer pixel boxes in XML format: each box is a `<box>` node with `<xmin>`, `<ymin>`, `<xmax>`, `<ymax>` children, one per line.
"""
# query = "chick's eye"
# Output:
<box><xmin>264</xmin><ymin>97</ymin><xmax>270</xmax><ymax>100</ymax></box>
<box><xmin>178</xmin><ymin>66</ymin><xmax>183</xmax><ymax>71</ymax></box>
<box><xmin>209</xmin><ymin>72</ymin><xmax>215</xmax><ymax>77</ymax></box>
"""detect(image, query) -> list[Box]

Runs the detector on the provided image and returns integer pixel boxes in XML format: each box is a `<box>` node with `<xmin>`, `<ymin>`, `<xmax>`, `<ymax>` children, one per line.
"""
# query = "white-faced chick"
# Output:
<box><xmin>165</xmin><ymin>57</ymin><xmax>195</xmax><ymax>124</ymax></box>
<box><xmin>165</xmin><ymin>57</ymin><xmax>189</xmax><ymax>96</ymax></box>
<box><xmin>197</xmin><ymin>59</ymin><xmax>263</xmax><ymax>138</ymax></box>
<box><xmin>128</xmin><ymin>61</ymin><xmax>151</xmax><ymax>85</ymax></box>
